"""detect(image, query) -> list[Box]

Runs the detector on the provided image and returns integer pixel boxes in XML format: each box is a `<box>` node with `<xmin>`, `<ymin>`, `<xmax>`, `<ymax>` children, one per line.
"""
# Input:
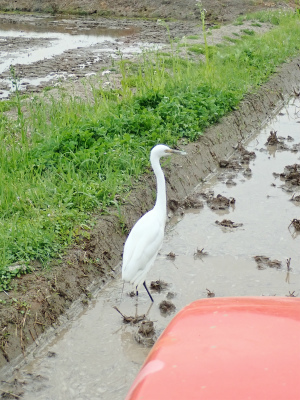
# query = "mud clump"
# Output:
<box><xmin>253</xmin><ymin>256</ymin><xmax>282</xmax><ymax>270</ymax></box>
<box><xmin>236</xmin><ymin>143</ymin><xmax>256</xmax><ymax>160</ymax></box>
<box><xmin>219</xmin><ymin>159</ymin><xmax>243</xmax><ymax>170</ymax></box>
<box><xmin>207</xmin><ymin>194</ymin><xmax>235</xmax><ymax>210</ymax></box>
<box><xmin>194</xmin><ymin>248</ymin><xmax>209</xmax><ymax>259</ymax></box>
<box><xmin>115</xmin><ymin>307</ymin><xmax>156</xmax><ymax>346</ymax></box>
<box><xmin>206</xmin><ymin>288</ymin><xmax>215</xmax><ymax>297</ymax></box>
<box><xmin>137</xmin><ymin>321</ymin><xmax>154</xmax><ymax>336</ymax></box>
<box><xmin>243</xmin><ymin>167</ymin><xmax>252</xmax><ymax>177</ymax></box>
<box><xmin>166</xmin><ymin>252</ymin><xmax>176</xmax><ymax>260</ymax></box>
<box><xmin>166</xmin><ymin>292</ymin><xmax>175</xmax><ymax>300</ymax></box>
<box><xmin>168</xmin><ymin>193</ymin><xmax>204</xmax><ymax>212</ymax></box>
<box><xmin>289</xmin><ymin>218</ymin><xmax>300</xmax><ymax>231</ymax></box>
<box><xmin>168</xmin><ymin>198</ymin><xmax>180</xmax><ymax>212</ymax></box>
<box><xmin>278</xmin><ymin>164</ymin><xmax>300</xmax><ymax>187</ymax></box>
<box><xmin>286</xmin><ymin>291</ymin><xmax>297</xmax><ymax>297</ymax></box>
<box><xmin>266</xmin><ymin>130</ymin><xmax>280</xmax><ymax>145</ymax></box>
<box><xmin>291</xmin><ymin>194</ymin><xmax>300</xmax><ymax>202</ymax></box>
<box><xmin>283</xmin><ymin>164</ymin><xmax>300</xmax><ymax>186</ymax></box>
<box><xmin>159</xmin><ymin>300</ymin><xmax>176</xmax><ymax>315</ymax></box>
<box><xmin>113</xmin><ymin>306</ymin><xmax>146</xmax><ymax>324</ymax></box>
<box><xmin>226</xmin><ymin>178</ymin><xmax>237</xmax><ymax>186</ymax></box>
<box><xmin>215</xmin><ymin>219</ymin><xmax>243</xmax><ymax>228</ymax></box>
<box><xmin>266</xmin><ymin>132</ymin><xmax>299</xmax><ymax>152</ymax></box>
<box><xmin>47</xmin><ymin>351</ymin><xmax>56</xmax><ymax>358</ymax></box>
<box><xmin>150</xmin><ymin>280</ymin><xmax>168</xmax><ymax>292</ymax></box>
<box><xmin>135</xmin><ymin>321</ymin><xmax>156</xmax><ymax>347</ymax></box>
<box><xmin>219</xmin><ymin>144</ymin><xmax>256</xmax><ymax>170</ymax></box>
<box><xmin>182</xmin><ymin>193</ymin><xmax>204</xmax><ymax>209</ymax></box>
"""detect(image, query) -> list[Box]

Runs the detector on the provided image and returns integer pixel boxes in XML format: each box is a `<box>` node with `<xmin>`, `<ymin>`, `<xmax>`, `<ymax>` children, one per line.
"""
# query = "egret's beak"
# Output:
<box><xmin>166</xmin><ymin>149</ymin><xmax>187</xmax><ymax>156</ymax></box>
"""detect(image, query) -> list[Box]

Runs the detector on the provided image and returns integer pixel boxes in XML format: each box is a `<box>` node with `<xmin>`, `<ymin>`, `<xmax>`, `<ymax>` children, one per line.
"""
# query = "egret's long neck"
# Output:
<box><xmin>151</xmin><ymin>154</ymin><xmax>166</xmax><ymax>217</ymax></box>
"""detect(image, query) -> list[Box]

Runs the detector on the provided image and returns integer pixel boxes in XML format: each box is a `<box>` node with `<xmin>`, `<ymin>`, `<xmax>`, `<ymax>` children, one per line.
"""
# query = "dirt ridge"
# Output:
<box><xmin>0</xmin><ymin>0</ymin><xmax>282</xmax><ymax>21</ymax></box>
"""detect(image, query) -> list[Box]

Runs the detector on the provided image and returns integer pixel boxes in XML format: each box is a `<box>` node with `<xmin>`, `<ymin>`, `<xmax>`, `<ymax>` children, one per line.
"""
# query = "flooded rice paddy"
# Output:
<box><xmin>1</xmin><ymin>96</ymin><xmax>299</xmax><ymax>399</ymax></box>
<box><xmin>0</xmin><ymin>16</ymin><xmax>155</xmax><ymax>98</ymax></box>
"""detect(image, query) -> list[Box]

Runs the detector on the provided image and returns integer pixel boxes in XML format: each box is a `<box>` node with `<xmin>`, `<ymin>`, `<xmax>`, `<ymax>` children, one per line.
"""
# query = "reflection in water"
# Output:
<box><xmin>0</xmin><ymin>99</ymin><xmax>299</xmax><ymax>399</ymax></box>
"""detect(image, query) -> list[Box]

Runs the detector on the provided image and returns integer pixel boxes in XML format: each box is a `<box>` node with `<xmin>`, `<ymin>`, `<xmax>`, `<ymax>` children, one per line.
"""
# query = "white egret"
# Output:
<box><xmin>122</xmin><ymin>144</ymin><xmax>186</xmax><ymax>302</ymax></box>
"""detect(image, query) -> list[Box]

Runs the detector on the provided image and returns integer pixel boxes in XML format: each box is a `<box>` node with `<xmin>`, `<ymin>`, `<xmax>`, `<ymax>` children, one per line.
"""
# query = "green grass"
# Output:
<box><xmin>187</xmin><ymin>44</ymin><xmax>205</xmax><ymax>54</ymax></box>
<box><xmin>186</xmin><ymin>35</ymin><xmax>200</xmax><ymax>39</ymax></box>
<box><xmin>1</xmin><ymin>9</ymin><xmax>300</xmax><ymax>290</ymax></box>
<box><xmin>223</xmin><ymin>36</ymin><xmax>240</xmax><ymax>43</ymax></box>
<box><xmin>241</xmin><ymin>28</ymin><xmax>255</xmax><ymax>35</ymax></box>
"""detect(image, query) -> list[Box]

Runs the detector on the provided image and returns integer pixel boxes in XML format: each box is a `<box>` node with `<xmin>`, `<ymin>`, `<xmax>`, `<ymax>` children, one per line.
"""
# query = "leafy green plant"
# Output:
<box><xmin>241</xmin><ymin>28</ymin><xmax>255</xmax><ymax>36</ymax></box>
<box><xmin>0</xmin><ymin>265</ymin><xmax>32</xmax><ymax>292</ymax></box>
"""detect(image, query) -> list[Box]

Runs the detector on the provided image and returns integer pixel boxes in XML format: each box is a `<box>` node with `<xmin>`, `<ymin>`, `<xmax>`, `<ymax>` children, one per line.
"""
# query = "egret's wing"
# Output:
<box><xmin>122</xmin><ymin>210</ymin><xmax>165</xmax><ymax>286</ymax></box>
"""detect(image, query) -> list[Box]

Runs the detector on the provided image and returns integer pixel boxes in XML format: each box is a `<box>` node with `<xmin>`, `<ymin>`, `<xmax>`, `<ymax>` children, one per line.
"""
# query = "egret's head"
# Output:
<box><xmin>151</xmin><ymin>144</ymin><xmax>187</xmax><ymax>159</ymax></box>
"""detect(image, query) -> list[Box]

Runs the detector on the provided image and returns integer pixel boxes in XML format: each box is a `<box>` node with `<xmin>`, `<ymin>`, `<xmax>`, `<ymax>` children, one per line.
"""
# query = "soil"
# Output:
<box><xmin>215</xmin><ymin>219</ymin><xmax>243</xmax><ymax>228</ymax></box>
<box><xmin>0</xmin><ymin>0</ymin><xmax>300</xmax><ymax>374</ymax></box>
<box><xmin>253</xmin><ymin>256</ymin><xmax>282</xmax><ymax>270</ymax></box>
<box><xmin>0</xmin><ymin>0</ymin><xmax>295</xmax><ymax>21</ymax></box>
<box><xmin>281</xmin><ymin>164</ymin><xmax>300</xmax><ymax>186</ymax></box>
<box><xmin>290</xmin><ymin>218</ymin><xmax>300</xmax><ymax>231</ymax></box>
<box><xmin>207</xmin><ymin>194</ymin><xmax>236</xmax><ymax>210</ymax></box>
<box><xmin>150</xmin><ymin>279</ymin><xmax>169</xmax><ymax>292</ymax></box>
<box><xmin>135</xmin><ymin>320</ymin><xmax>157</xmax><ymax>347</ymax></box>
<box><xmin>159</xmin><ymin>300</ymin><xmax>176</xmax><ymax>315</ymax></box>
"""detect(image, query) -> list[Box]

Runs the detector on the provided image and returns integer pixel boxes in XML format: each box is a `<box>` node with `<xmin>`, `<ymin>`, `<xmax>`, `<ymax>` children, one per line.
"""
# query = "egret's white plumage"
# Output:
<box><xmin>122</xmin><ymin>144</ymin><xmax>186</xmax><ymax>301</ymax></box>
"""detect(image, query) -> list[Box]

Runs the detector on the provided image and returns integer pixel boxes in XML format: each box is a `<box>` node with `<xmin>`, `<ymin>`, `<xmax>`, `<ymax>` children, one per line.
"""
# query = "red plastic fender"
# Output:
<box><xmin>126</xmin><ymin>297</ymin><xmax>300</xmax><ymax>400</ymax></box>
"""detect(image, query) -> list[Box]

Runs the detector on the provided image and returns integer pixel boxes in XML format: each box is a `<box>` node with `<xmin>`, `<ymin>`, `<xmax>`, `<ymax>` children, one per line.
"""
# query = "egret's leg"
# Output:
<box><xmin>143</xmin><ymin>281</ymin><xmax>154</xmax><ymax>302</ymax></box>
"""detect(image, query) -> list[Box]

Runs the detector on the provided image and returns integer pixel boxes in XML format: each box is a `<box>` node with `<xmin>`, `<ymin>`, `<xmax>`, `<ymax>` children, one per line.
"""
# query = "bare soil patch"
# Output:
<box><xmin>0</xmin><ymin>0</ymin><xmax>300</xmax><ymax>373</ymax></box>
<box><xmin>0</xmin><ymin>0</ymin><xmax>294</xmax><ymax>21</ymax></box>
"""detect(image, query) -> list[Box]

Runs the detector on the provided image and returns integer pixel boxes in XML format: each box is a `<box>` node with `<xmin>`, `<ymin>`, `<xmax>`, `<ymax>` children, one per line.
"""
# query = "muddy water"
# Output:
<box><xmin>2</xmin><ymin>98</ymin><xmax>300</xmax><ymax>399</ymax></box>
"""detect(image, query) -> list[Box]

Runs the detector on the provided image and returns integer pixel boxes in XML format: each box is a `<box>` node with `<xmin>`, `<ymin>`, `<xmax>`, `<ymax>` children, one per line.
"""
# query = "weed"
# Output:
<box><xmin>187</xmin><ymin>44</ymin><xmax>205</xmax><ymax>54</ymax></box>
<box><xmin>196</xmin><ymin>1</ymin><xmax>210</xmax><ymax>66</ymax></box>
<box><xmin>241</xmin><ymin>28</ymin><xmax>255</xmax><ymax>35</ymax></box>
<box><xmin>223</xmin><ymin>36</ymin><xmax>240</xmax><ymax>43</ymax></box>
<box><xmin>0</xmin><ymin>265</ymin><xmax>32</xmax><ymax>292</ymax></box>
<box><xmin>186</xmin><ymin>35</ymin><xmax>200</xmax><ymax>39</ymax></box>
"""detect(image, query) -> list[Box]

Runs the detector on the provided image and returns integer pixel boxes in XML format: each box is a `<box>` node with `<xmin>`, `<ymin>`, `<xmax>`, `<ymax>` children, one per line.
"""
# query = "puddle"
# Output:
<box><xmin>0</xmin><ymin>98</ymin><xmax>299</xmax><ymax>399</ymax></box>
